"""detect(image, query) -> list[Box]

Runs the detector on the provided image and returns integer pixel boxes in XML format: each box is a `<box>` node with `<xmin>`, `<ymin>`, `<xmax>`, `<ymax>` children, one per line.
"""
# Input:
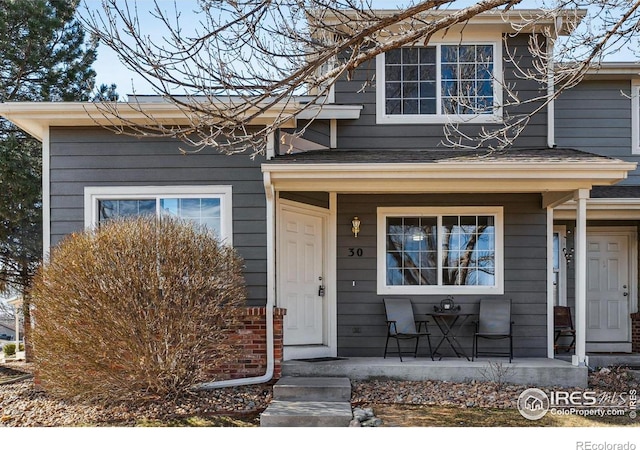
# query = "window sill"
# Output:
<box><xmin>376</xmin><ymin>113</ymin><xmax>504</xmax><ymax>125</ymax></box>
<box><xmin>377</xmin><ymin>285</ymin><xmax>504</xmax><ymax>296</ymax></box>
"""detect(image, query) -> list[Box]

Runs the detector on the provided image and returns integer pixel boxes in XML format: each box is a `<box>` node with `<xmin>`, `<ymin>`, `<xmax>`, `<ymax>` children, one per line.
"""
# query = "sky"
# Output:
<box><xmin>82</xmin><ymin>0</ymin><xmax>639</xmax><ymax>98</ymax></box>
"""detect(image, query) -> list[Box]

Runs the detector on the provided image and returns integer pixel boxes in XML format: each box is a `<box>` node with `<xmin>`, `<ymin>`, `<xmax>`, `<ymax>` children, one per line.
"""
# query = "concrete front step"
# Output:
<box><xmin>273</xmin><ymin>376</ymin><xmax>351</xmax><ymax>402</ymax></box>
<box><xmin>260</xmin><ymin>376</ymin><xmax>353</xmax><ymax>427</ymax></box>
<box><xmin>260</xmin><ymin>400</ymin><xmax>353</xmax><ymax>427</ymax></box>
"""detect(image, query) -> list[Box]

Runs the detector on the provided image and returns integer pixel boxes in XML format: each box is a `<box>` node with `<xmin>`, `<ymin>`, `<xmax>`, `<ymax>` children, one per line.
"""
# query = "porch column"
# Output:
<box><xmin>573</xmin><ymin>189</ymin><xmax>589</xmax><ymax>366</ymax></box>
<box><xmin>546</xmin><ymin>207</ymin><xmax>555</xmax><ymax>359</ymax></box>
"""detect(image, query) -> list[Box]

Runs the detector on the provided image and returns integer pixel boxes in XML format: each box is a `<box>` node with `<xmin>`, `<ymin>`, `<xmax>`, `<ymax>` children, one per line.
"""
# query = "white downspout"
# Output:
<box><xmin>547</xmin><ymin>36</ymin><xmax>556</xmax><ymax>149</ymax></box>
<box><xmin>195</xmin><ymin>174</ymin><xmax>276</xmax><ymax>389</ymax></box>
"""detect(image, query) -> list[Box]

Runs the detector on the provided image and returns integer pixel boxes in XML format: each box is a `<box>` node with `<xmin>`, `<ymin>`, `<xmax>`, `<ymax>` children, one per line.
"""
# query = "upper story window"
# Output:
<box><xmin>84</xmin><ymin>185</ymin><xmax>233</xmax><ymax>244</ymax></box>
<box><xmin>376</xmin><ymin>41</ymin><xmax>503</xmax><ymax>124</ymax></box>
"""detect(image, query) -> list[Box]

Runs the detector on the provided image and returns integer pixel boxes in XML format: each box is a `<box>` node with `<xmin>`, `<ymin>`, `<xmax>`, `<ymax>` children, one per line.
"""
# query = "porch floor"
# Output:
<box><xmin>282</xmin><ymin>357</ymin><xmax>588</xmax><ymax>388</ymax></box>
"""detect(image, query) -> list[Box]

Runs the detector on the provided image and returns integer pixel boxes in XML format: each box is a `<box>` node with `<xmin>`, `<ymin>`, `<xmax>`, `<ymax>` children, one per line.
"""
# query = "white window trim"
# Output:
<box><xmin>377</xmin><ymin>206</ymin><xmax>504</xmax><ymax>295</ymax></box>
<box><xmin>632</xmin><ymin>80</ymin><xmax>640</xmax><ymax>154</ymax></box>
<box><xmin>376</xmin><ymin>36</ymin><xmax>504</xmax><ymax>125</ymax></box>
<box><xmin>84</xmin><ymin>185</ymin><xmax>233</xmax><ymax>245</ymax></box>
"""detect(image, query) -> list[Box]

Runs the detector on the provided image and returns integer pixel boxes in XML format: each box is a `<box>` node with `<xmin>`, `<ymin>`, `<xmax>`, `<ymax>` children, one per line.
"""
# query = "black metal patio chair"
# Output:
<box><xmin>383</xmin><ymin>298</ymin><xmax>434</xmax><ymax>362</ymax></box>
<box><xmin>554</xmin><ymin>306</ymin><xmax>576</xmax><ymax>353</ymax></box>
<box><xmin>472</xmin><ymin>298</ymin><xmax>514</xmax><ymax>363</ymax></box>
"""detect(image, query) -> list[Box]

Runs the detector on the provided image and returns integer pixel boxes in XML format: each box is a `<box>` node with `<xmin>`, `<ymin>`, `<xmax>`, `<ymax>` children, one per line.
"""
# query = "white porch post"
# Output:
<box><xmin>573</xmin><ymin>189</ymin><xmax>589</xmax><ymax>366</ymax></box>
<box><xmin>547</xmin><ymin>207</ymin><xmax>555</xmax><ymax>358</ymax></box>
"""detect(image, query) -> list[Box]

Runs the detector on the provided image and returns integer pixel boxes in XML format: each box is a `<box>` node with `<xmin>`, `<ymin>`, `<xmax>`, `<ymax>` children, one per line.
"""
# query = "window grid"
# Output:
<box><xmin>440</xmin><ymin>45</ymin><xmax>494</xmax><ymax>115</ymax></box>
<box><xmin>379</xmin><ymin>42</ymin><xmax>498</xmax><ymax>120</ymax></box>
<box><xmin>383</xmin><ymin>213</ymin><xmax>497</xmax><ymax>289</ymax></box>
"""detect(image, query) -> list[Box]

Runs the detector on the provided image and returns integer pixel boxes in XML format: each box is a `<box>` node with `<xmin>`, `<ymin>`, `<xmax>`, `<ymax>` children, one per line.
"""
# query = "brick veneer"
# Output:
<box><xmin>211</xmin><ymin>306</ymin><xmax>287</xmax><ymax>381</ymax></box>
<box><xmin>632</xmin><ymin>312</ymin><xmax>640</xmax><ymax>353</ymax></box>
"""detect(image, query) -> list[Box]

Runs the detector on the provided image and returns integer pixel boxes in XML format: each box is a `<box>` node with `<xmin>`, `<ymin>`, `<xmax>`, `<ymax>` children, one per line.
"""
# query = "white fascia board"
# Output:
<box><xmin>262</xmin><ymin>161</ymin><xmax>636</xmax><ymax>193</ymax></box>
<box><xmin>0</xmin><ymin>101</ymin><xmax>363</xmax><ymax>141</ymax></box>
<box><xmin>554</xmin><ymin>198</ymin><xmax>640</xmax><ymax>220</ymax></box>
<box><xmin>318</xmin><ymin>9</ymin><xmax>585</xmax><ymax>36</ymax></box>
<box><xmin>295</xmin><ymin>104</ymin><xmax>362</xmax><ymax>120</ymax></box>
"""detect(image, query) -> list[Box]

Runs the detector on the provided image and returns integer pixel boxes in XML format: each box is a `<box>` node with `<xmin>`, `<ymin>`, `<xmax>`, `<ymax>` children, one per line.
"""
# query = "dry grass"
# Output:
<box><xmin>368</xmin><ymin>404</ymin><xmax>639</xmax><ymax>427</ymax></box>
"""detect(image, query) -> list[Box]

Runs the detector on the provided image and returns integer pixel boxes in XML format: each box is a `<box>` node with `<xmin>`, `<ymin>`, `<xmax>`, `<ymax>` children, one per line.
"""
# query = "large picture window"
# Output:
<box><xmin>376</xmin><ymin>40</ymin><xmax>502</xmax><ymax>124</ymax></box>
<box><xmin>85</xmin><ymin>186</ymin><xmax>233</xmax><ymax>244</ymax></box>
<box><xmin>377</xmin><ymin>207</ymin><xmax>503</xmax><ymax>294</ymax></box>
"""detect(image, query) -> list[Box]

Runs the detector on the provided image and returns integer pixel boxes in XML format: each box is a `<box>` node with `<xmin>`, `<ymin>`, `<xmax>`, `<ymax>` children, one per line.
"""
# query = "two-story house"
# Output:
<box><xmin>1</xmin><ymin>9</ymin><xmax>638</xmax><ymax>388</ymax></box>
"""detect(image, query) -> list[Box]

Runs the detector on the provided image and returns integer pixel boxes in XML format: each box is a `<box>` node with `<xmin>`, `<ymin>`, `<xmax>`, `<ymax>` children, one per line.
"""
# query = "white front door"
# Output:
<box><xmin>586</xmin><ymin>231</ymin><xmax>632</xmax><ymax>350</ymax></box>
<box><xmin>278</xmin><ymin>202</ymin><xmax>325</xmax><ymax>346</ymax></box>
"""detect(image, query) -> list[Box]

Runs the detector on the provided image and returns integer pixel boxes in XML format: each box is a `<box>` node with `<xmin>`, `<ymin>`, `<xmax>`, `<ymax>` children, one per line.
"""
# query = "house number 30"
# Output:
<box><xmin>348</xmin><ymin>248</ymin><xmax>363</xmax><ymax>257</ymax></box>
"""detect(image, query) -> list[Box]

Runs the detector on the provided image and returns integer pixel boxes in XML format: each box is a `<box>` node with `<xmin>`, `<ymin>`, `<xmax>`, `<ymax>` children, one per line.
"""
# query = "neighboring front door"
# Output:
<box><xmin>586</xmin><ymin>231</ymin><xmax>632</xmax><ymax>350</ymax></box>
<box><xmin>278</xmin><ymin>202</ymin><xmax>326</xmax><ymax>346</ymax></box>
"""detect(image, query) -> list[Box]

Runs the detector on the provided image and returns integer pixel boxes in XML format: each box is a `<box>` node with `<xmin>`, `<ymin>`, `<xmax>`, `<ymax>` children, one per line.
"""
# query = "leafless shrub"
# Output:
<box><xmin>29</xmin><ymin>215</ymin><xmax>246</xmax><ymax>404</ymax></box>
<box><xmin>477</xmin><ymin>360</ymin><xmax>515</xmax><ymax>391</ymax></box>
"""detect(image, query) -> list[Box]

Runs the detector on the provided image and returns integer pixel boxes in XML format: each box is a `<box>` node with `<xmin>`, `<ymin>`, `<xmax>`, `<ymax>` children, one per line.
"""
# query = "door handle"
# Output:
<box><xmin>318</xmin><ymin>285</ymin><xmax>325</xmax><ymax>297</ymax></box>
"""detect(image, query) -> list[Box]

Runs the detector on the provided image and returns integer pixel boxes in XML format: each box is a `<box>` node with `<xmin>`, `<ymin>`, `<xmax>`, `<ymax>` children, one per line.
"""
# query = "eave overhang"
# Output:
<box><xmin>262</xmin><ymin>160</ymin><xmax>637</xmax><ymax>194</ymax></box>
<box><xmin>0</xmin><ymin>101</ymin><xmax>363</xmax><ymax>141</ymax></box>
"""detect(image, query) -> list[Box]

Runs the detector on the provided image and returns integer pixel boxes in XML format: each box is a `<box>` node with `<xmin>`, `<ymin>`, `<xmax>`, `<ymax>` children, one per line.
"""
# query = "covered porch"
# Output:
<box><xmin>262</xmin><ymin>148</ymin><xmax>637</xmax><ymax>374</ymax></box>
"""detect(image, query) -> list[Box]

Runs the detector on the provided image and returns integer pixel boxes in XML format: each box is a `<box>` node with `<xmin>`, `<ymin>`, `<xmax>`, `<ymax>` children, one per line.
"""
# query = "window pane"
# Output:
<box><xmin>441</xmin><ymin>46</ymin><xmax>458</xmax><ymax>62</ymax></box>
<box><xmin>402</xmin><ymin>82</ymin><xmax>418</xmax><ymax>98</ymax></box>
<box><xmin>98</xmin><ymin>199</ymin><xmax>156</xmax><ymax>222</ymax></box>
<box><xmin>385</xmin><ymin>46</ymin><xmax>438</xmax><ymax>116</ymax></box>
<box><xmin>160</xmin><ymin>197</ymin><xmax>221</xmax><ymax>234</ymax></box>
<box><xmin>419</xmin><ymin>47</ymin><xmax>436</xmax><ymax>63</ymax></box>
<box><xmin>441</xmin><ymin>214</ymin><xmax>495</xmax><ymax>286</ymax></box>
<box><xmin>386</xmin><ymin>99</ymin><xmax>402</xmax><ymax>115</ymax></box>
<box><xmin>385</xmin><ymin>216</ymin><xmax>437</xmax><ymax>285</ymax></box>
<box><xmin>386</xmin><ymin>66</ymin><xmax>402</xmax><ymax>81</ymax></box>
<box><xmin>403</xmin><ymin>47</ymin><xmax>418</xmax><ymax>64</ymax></box>
<box><xmin>419</xmin><ymin>65</ymin><xmax>436</xmax><ymax>81</ymax></box>
<box><xmin>386</xmin><ymin>49</ymin><xmax>401</xmax><ymax>64</ymax></box>
<box><xmin>386</xmin><ymin>82</ymin><xmax>402</xmax><ymax>98</ymax></box>
<box><xmin>403</xmin><ymin>99</ymin><xmax>418</xmax><ymax>114</ymax></box>
<box><xmin>419</xmin><ymin>82</ymin><xmax>435</xmax><ymax>98</ymax></box>
<box><xmin>419</xmin><ymin>99</ymin><xmax>436</xmax><ymax>114</ymax></box>
<box><xmin>402</xmin><ymin>65</ymin><xmax>418</xmax><ymax>81</ymax></box>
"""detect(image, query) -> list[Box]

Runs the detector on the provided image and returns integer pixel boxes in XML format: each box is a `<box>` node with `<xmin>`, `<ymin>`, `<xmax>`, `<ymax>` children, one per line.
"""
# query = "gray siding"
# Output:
<box><xmin>49</xmin><ymin>127</ymin><xmax>268</xmax><ymax>306</ymax></box>
<box><xmin>555</xmin><ymin>80</ymin><xmax>640</xmax><ymax>183</ymax></box>
<box><xmin>335</xmin><ymin>193</ymin><xmax>547</xmax><ymax>358</ymax></box>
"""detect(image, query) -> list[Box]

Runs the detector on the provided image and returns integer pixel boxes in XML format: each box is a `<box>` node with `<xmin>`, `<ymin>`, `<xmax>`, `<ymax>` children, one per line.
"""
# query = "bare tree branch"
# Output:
<box><xmin>81</xmin><ymin>1</ymin><xmax>640</xmax><ymax>156</ymax></box>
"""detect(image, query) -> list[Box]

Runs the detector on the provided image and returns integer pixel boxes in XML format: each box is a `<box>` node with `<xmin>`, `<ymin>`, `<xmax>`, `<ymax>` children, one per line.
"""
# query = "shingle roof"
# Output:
<box><xmin>266</xmin><ymin>148</ymin><xmax>619</xmax><ymax>164</ymax></box>
<box><xmin>591</xmin><ymin>185</ymin><xmax>640</xmax><ymax>198</ymax></box>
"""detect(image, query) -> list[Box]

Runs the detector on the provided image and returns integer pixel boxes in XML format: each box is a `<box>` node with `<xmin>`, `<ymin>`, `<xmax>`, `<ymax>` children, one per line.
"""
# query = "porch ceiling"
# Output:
<box><xmin>262</xmin><ymin>148</ymin><xmax>636</xmax><ymax>194</ymax></box>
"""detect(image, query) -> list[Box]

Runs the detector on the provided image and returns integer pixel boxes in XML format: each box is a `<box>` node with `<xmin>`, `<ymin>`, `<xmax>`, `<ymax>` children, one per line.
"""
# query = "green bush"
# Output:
<box><xmin>30</xmin><ymin>216</ymin><xmax>246</xmax><ymax>403</ymax></box>
<box><xmin>3</xmin><ymin>343</ymin><xmax>16</xmax><ymax>357</ymax></box>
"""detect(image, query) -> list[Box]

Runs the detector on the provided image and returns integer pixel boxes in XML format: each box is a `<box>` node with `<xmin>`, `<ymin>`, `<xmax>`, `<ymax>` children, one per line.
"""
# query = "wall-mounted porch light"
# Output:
<box><xmin>351</xmin><ymin>216</ymin><xmax>361</xmax><ymax>238</ymax></box>
<box><xmin>563</xmin><ymin>247</ymin><xmax>574</xmax><ymax>264</ymax></box>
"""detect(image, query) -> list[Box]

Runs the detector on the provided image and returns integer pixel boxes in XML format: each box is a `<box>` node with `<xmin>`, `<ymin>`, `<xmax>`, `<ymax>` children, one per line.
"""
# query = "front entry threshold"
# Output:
<box><xmin>284</xmin><ymin>345</ymin><xmax>335</xmax><ymax>361</ymax></box>
<box><xmin>587</xmin><ymin>342</ymin><xmax>633</xmax><ymax>353</ymax></box>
